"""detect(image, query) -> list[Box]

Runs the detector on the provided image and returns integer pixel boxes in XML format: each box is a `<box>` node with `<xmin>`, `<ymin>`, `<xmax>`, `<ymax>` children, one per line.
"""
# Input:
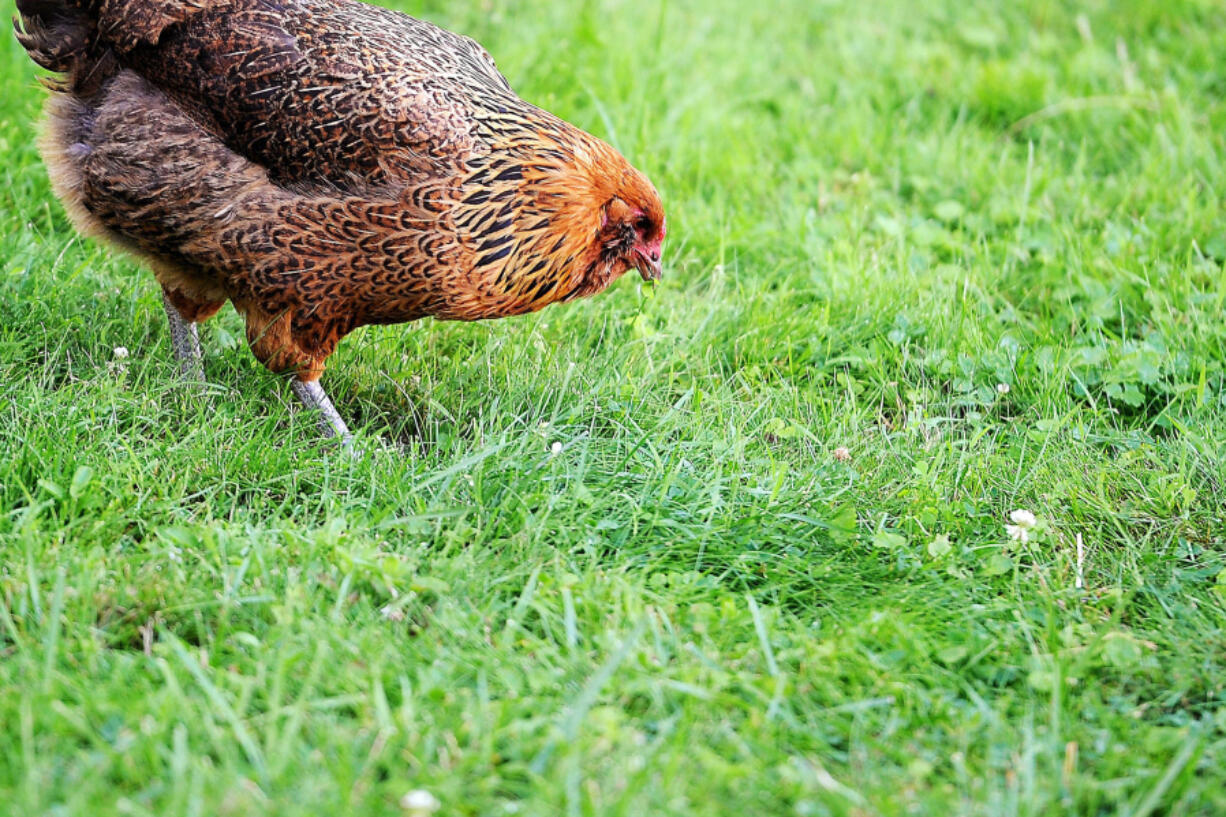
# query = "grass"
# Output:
<box><xmin>2</xmin><ymin>0</ymin><xmax>1225</xmax><ymax>813</ymax></box>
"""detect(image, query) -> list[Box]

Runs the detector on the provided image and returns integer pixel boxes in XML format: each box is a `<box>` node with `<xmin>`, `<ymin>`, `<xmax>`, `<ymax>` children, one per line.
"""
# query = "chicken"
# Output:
<box><xmin>14</xmin><ymin>0</ymin><xmax>667</xmax><ymax>441</ymax></box>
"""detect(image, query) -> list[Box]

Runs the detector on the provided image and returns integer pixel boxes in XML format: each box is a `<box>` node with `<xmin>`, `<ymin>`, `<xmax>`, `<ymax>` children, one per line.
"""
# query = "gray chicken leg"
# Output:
<box><xmin>291</xmin><ymin>378</ymin><xmax>353</xmax><ymax>443</ymax></box>
<box><xmin>161</xmin><ymin>290</ymin><xmax>205</xmax><ymax>383</ymax></box>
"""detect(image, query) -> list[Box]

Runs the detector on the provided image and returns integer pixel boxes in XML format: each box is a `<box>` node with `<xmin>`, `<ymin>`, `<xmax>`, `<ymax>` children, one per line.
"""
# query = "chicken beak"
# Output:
<box><xmin>633</xmin><ymin>248</ymin><xmax>663</xmax><ymax>282</ymax></box>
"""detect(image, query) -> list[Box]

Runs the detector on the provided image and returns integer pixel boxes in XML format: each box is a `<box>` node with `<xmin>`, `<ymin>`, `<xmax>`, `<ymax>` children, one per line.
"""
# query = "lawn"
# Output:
<box><xmin>2</xmin><ymin>0</ymin><xmax>1225</xmax><ymax>814</ymax></box>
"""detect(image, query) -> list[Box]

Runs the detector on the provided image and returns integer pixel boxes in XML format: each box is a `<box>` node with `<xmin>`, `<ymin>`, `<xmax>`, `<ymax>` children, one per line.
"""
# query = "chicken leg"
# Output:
<box><xmin>164</xmin><ymin>285</ymin><xmax>352</xmax><ymax>442</ymax></box>
<box><xmin>161</xmin><ymin>290</ymin><xmax>205</xmax><ymax>383</ymax></box>
<box><xmin>290</xmin><ymin>378</ymin><xmax>353</xmax><ymax>443</ymax></box>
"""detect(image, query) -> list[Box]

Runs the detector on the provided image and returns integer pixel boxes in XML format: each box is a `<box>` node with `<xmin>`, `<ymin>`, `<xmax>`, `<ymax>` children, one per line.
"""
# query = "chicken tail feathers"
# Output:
<box><xmin>14</xmin><ymin>0</ymin><xmax>92</xmax><ymax>77</ymax></box>
<box><xmin>15</xmin><ymin>0</ymin><xmax>229</xmax><ymax>92</ymax></box>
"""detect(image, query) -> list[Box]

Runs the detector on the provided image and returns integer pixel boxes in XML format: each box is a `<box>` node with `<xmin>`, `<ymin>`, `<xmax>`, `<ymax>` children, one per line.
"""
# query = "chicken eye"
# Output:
<box><xmin>634</xmin><ymin>216</ymin><xmax>653</xmax><ymax>236</ymax></box>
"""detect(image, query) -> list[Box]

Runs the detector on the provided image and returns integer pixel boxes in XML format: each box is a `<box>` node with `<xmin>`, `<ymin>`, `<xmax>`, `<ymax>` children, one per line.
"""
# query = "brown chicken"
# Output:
<box><xmin>15</xmin><ymin>0</ymin><xmax>666</xmax><ymax>440</ymax></box>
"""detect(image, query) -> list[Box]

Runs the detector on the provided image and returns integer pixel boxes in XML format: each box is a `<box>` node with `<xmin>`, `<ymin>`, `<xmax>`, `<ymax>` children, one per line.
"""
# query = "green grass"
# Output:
<box><xmin>2</xmin><ymin>0</ymin><xmax>1226</xmax><ymax>813</ymax></box>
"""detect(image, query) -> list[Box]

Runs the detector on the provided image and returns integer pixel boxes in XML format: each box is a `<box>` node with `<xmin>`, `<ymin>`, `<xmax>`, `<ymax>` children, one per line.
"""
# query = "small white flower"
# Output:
<box><xmin>400</xmin><ymin>790</ymin><xmax>440</xmax><ymax>815</ymax></box>
<box><xmin>550</xmin><ymin>441</ymin><xmax>563</xmax><ymax>455</ymax></box>
<box><xmin>1006</xmin><ymin>509</ymin><xmax>1037</xmax><ymax>543</ymax></box>
<box><xmin>832</xmin><ymin>446</ymin><xmax>852</xmax><ymax>463</ymax></box>
<box><xmin>996</xmin><ymin>383</ymin><xmax>1011</xmax><ymax>395</ymax></box>
<box><xmin>113</xmin><ymin>346</ymin><xmax>130</xmax><ymax>360</ymax></box>
<box><xmin>1010</xmin><ymin>509</ymin><xmax>1037</xmax><ymax>527</ymax></box>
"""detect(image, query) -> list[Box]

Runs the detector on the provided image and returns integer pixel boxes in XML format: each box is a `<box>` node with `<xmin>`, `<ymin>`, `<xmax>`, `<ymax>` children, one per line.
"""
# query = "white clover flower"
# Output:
<box><xmin>1011</xmin><ymin>509</ymin><xmax>1037</xmax><ymax>527</ymax></box>
<box><xmin>550</xmin><ymin>441</ymin><xmax>563</xmax><ymax>455</ymax></box>
<box><xmin>832</xmin><ymin>446</ymin><xmax>851</xmax><ymax>463</ymax></box>
<box><xmin>400</xmin><ymin>789</ymin><xmax>440</xmax><ymax>815</ymax></box>
<box><xmin>113</xmin><ymin>346</ymin><xmax>130</xmax><ymax>360</ymax></box>
<box><xmin>996</xmin><ymin>383</ymin><xmax>1011</xmax><ymax>395</ymax></box>
<box><xmin>1005</xmin><ymin>525</ymin><xmax>1029</xmax><ymax>544</ymax></box>
<box><xmin>1005</xmin><ymin>509</ymin><xmax>1038</xmax><ymax>543</ymax></box>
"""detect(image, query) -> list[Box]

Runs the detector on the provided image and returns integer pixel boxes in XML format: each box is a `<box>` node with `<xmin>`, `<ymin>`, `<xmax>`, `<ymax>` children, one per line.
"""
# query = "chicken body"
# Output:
<box><xmin>15</xmin><ymin>0</ymin><xmax>666</xmax><ymax>436</ymax></box>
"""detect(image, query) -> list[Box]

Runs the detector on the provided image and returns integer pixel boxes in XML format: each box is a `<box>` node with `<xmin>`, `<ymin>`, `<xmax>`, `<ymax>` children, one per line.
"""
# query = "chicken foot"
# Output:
<box><xmin>161</xmin><ymin>290</ymin><xmax>206</xmax><ymax>383</ymax></box>
<box><xmin>290</xmin><ymin>378</ymin><xmax>353</xmax><ymax>444</ymax></box>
